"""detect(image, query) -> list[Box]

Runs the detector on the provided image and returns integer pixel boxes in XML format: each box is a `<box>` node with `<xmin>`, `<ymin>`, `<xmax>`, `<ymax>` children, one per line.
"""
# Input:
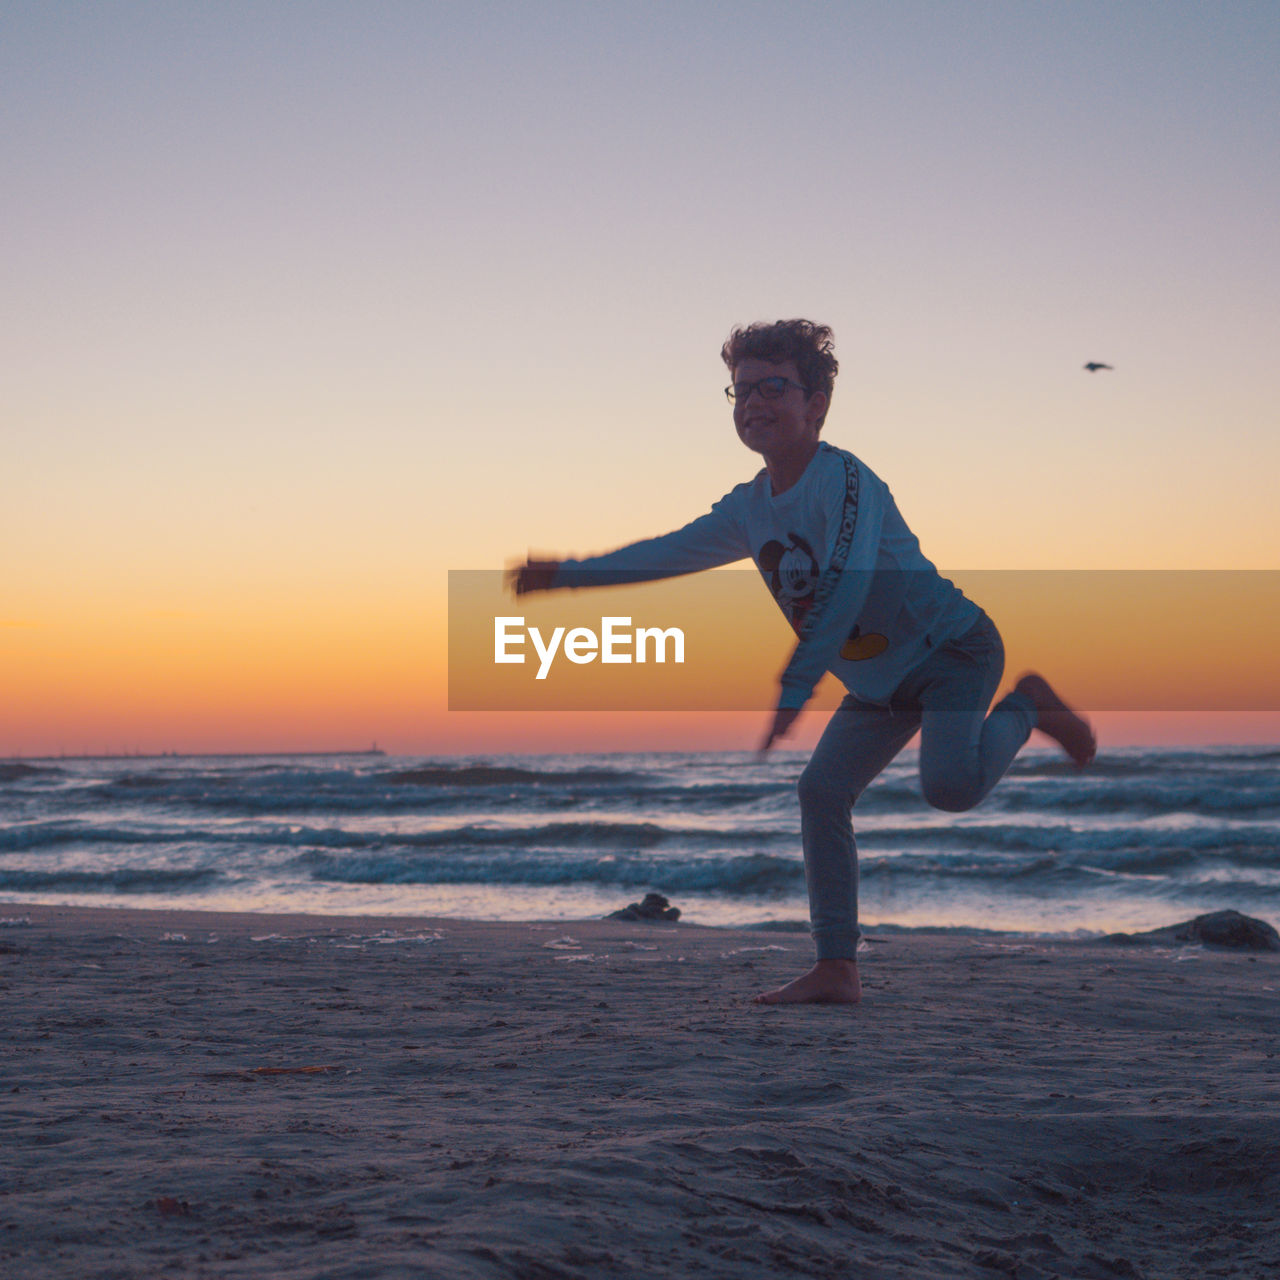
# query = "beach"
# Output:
<box><xmin>3</xmin><ymin>904</ymin><xmax>1278</xmax><ymax>1279</ymax></box>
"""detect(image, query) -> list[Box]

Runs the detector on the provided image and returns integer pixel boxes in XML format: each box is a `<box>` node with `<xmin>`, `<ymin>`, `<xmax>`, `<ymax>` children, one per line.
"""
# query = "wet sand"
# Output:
<box><xmin>2</xmin><ymin>903</ymin><xmax>1278</xmax><ymax>1279</ymax></box>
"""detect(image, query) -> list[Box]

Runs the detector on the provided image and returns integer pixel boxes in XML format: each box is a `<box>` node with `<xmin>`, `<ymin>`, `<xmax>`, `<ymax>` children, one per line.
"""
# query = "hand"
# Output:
<box><xmin>509</xmin><ymin>558</ymin><xmax>562</xmax><ymax>596</ymax></box>
<box><xmin>758</xmin><ymin>706</ymin><xmax>801</xmax><ymax>755</ymax></box>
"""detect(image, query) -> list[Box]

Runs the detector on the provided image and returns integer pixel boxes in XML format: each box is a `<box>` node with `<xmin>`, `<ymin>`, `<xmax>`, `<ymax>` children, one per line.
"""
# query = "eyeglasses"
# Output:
<box><xmin>724</xmin><ymin>376</ymin><xmax>807</xmax><ymax>403</ymax></box>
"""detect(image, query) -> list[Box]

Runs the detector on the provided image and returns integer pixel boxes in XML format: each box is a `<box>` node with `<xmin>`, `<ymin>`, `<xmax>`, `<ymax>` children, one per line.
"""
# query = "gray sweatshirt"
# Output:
<box><xmin>553</xmin><ymin>441</ymin><xmax>979</xmax><ymax>711</ymax></box>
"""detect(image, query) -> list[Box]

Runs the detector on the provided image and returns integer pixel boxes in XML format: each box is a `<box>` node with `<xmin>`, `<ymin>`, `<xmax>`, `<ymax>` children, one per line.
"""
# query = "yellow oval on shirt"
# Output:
<box><xmin>840</xmin><ymin>632</ymin><xmax>889</xmax><ymax>661</ymax></box>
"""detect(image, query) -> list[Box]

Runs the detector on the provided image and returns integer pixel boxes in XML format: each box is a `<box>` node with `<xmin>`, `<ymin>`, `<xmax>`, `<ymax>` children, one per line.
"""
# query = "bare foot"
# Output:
<box><xmin>1015</xmin><ymin>672</ymin><xmax>1096</xmax><ymax>767</ymax></box>
<box><xmin>753</xmin><ymin>959</ymin><xmax>862</xmax><ymax>1005</ymax></box>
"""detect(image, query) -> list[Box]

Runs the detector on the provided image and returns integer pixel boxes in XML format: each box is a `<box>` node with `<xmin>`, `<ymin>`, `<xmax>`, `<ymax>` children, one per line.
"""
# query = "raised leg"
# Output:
<box><xmin>1014</xmin><ymin>672</ymin><xmax>1096</xmax><ymax>767</ymax></box>
<box><xmin>911</xmin><ymin>615</ymin><xmax>1035</xmax><ymax>812</ymax></box>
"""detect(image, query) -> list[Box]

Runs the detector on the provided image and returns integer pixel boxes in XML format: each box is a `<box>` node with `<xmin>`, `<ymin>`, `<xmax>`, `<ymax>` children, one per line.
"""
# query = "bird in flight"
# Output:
<box><xmin>1083</xmin><ymin>362</ymin><xmax>1114</xmax><ymax>372</ymax></box>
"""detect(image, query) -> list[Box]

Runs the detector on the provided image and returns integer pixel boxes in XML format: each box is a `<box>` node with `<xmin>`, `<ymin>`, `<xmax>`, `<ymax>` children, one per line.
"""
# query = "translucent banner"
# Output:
<box><xmin>448</xmin><ymin>570</ymin><xmax>1280</xmax><ymax>711</ymax></box>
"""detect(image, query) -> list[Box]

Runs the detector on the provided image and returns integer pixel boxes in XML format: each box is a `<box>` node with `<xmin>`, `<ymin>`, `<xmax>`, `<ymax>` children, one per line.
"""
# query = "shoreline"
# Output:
<box><xmin>9</xmin><ymin>746</ymin><xmax>1279</xmax><ymax>951</ymax></box>
<box><xmin>4</xmin><ymin>898</ymin><xmax>1276</xmax><ymax>946</ymax></box>
<box><xmin>5</xmin><ymin>901</ymin><xmax>1279</xmax><ymax>1278</ymax></box>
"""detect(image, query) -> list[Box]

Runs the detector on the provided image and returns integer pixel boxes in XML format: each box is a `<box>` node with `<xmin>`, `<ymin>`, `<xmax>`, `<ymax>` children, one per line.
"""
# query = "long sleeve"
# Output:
<box><xmin>776</xmin><ymin>454</ymin><xmax>886</xmax><ymax>710</ymax></box>
<box><xmin>552</xmin><ymin>494</ymin><xmax>752</xmax><ymax>589</ymax></box>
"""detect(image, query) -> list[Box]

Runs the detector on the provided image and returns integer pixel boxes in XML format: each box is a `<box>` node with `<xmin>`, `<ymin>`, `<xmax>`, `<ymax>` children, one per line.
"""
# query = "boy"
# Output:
<box><xmin>515</xmin><ymin>320</ymin><xmax>1094</xmax><ymax>1004</ymax></box>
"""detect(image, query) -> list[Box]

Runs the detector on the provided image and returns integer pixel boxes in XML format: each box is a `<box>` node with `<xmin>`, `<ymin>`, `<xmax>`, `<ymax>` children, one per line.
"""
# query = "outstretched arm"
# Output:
<box><xmin>513</xmin><ymin>498</ymin><xmax>751</xmax><ymax>596</ymax></box>
<box><xmin>509</xmin><ymin>558</ymin><xmax>562</xmax><ymax>596</ymax></box>
<box><xmin>758</xmin><ymin>706</ymin><xmax>802</xmax><ymax>755</ymax></box>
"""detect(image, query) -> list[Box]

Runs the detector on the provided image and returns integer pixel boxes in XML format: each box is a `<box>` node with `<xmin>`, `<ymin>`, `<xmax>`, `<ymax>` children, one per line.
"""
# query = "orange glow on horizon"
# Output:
<box><xmin>7</xmin><ymin>575</ymin><xmax>1280</xmax><ymax>755</ymax></box>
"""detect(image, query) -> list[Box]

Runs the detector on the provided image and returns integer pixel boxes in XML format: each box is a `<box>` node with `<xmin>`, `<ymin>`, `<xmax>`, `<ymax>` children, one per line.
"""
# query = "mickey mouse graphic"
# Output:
<box><xmin>758</xmin><ymin>533</ymin><xmax>819</xmax><ymax>629</ymax></box>
<box><xmin>758</xmin><ymin>533</ymin><xmax>888</xmax><ymax>659</ymax></box>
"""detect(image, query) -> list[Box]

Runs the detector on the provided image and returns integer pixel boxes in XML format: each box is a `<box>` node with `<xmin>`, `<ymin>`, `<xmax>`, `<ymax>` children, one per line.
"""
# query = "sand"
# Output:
<box><xmin>2</xmin><ymin>904</ymin><xmax>1278</xmax><ymax>1280</ymax></box>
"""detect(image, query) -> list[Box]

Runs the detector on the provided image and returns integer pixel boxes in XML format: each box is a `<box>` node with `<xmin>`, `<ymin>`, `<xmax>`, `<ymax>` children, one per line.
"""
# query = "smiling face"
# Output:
<box><xmin>731</xmin><ymin>356</ymin><xmax>828</xmax><ymax>461</ymax></box>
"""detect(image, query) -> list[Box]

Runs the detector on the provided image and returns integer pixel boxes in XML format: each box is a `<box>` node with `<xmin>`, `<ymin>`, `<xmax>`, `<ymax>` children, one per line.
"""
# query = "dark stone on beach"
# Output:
<box><xmin>607</xmin><ymin>892</ymin><xmax>680</xmax><ymax>923</ymax></box>
<box><xmin>1105</xmin><ymin>909</ymin><xmax>1280</xmax><ymax>952</ymax></box>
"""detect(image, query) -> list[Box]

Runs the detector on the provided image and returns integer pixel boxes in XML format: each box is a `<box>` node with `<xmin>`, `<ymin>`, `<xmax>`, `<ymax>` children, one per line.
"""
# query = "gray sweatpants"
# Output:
<box><xmin>799</xmin><ymin>612</ymin><xmax>1036</xmax><ymax>960</ymax></box>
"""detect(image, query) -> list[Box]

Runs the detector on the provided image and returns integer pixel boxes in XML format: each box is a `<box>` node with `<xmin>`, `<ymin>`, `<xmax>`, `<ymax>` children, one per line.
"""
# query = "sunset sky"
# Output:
<box><xmin>4</xmin><ymin>2</ymin><xmax>1278</xmax><ymax>755</ymax></box>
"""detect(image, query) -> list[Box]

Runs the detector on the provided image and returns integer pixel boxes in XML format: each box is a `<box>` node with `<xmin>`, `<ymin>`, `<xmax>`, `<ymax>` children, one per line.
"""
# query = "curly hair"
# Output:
<box><xmin>720</xmin><ymin>320</ymin><xmax>838</xmax><ymax>428</ymax></box>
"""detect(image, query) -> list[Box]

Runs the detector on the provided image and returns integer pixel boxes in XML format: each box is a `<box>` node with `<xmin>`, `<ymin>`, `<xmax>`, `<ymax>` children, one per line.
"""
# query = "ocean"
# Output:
<box><xmin>2</xmin><ymin>747</ymin><xmax>1278</xmax><ymax>938</ymax></box>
